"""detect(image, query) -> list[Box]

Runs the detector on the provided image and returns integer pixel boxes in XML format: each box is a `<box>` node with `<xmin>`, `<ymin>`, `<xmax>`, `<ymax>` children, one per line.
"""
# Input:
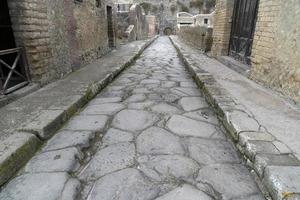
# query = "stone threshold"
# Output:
<box><xmin>0</xmin><ymin>36</ymin><xmax>158</xmax><ymax>187</ymax></box>
<box><xmin>218</xmin><ymin>56</ymin><xmax>250</xmax><ymax>77</ymax></box>
<box><xmin>170</xmin><ymin>36</ymin><xmax>300</xmax><ymax>200</ymax></box>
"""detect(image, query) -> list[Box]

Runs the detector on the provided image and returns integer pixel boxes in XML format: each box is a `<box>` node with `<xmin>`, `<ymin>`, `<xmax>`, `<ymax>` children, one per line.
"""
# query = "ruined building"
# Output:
<box><xmin>0</xmin><ymin>0</ymin><xmax>117</xmax><ymax>94</ymax></box>
<box><xmin>211</xmin><ymin>0</ymin><xmax>300</xmax><ymax>102</ymax></box>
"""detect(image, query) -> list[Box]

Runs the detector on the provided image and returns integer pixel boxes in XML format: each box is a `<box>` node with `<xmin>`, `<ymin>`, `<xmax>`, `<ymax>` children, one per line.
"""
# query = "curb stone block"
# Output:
<box><xmin>254</xmin><ymin>154</ymin><xmax>300</xmax><ymax>178</ymax></box>
<box><xmin>0</xmin><ymin>132</ymin><xmax>41</xmax><ymax>186</ymax></box>
<box><xmin>239</xmin><ymin>131</ymin><xmax>275</xmax><ymax>147</ymax></box>
<box><xmin>263</xmin><ymin>166</ymin><xmax>300</xmax><ymax>200</ymax></box>
<box><xmin>245</xmin><ymin>141</ymin><xmax>280</xmax><ymax>160</ymax></box>
<box><xmin>20</xmin><ymin>109</ymin><xmax>67</xmax><ymax>140</ymax></box>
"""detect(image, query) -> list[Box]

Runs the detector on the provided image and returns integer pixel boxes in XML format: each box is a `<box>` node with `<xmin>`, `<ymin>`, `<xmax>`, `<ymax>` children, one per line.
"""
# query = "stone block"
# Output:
<box><xmin>254</xmin><ymin>154</ymin><xmax>300</xmax><ymax>177</ymax></box>
<box><xmin>263</xmin><ymin>166</ymin><xmax>300</xmax><ymax>200</ymax></box>
<box><xmin>0</xmin><ymin>132</ymin><xmax>41</xmax><ymax>186</ymax></box>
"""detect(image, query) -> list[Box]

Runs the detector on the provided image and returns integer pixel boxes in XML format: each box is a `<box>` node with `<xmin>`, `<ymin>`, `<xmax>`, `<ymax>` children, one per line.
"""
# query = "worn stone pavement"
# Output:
<box><xmin>0</xmin><ymin>37</ymin><xmax>265</xmax><ymax>200</ymax></box>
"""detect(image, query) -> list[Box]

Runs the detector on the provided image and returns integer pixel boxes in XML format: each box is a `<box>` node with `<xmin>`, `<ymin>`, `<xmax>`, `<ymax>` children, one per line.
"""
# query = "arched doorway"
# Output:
<box><xmin>163</xmin><ymin>27</ymin><xmax>173</xmax><ymax>36</ymax></box>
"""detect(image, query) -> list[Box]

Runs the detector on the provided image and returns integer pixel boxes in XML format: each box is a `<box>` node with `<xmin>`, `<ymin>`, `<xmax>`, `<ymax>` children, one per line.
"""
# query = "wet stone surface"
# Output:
<box><xmin>0</xmin><ymin>37</ymin><xmax>265</xmax><ymax>199</ymax></box>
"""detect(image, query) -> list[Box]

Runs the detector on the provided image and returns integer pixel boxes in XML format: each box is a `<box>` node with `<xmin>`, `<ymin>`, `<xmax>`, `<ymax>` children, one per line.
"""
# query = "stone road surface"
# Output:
<box><xmin>0</xmin><ymin>37</ymin><xmax>265</xmax><ymax>200</ymax></box>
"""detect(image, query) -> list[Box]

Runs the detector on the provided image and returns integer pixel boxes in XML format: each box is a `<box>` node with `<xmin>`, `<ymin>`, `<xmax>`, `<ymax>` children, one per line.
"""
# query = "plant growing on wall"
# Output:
<box><xmin>140</xmin><ymin>2</ymin><xmax>152</xmax><ymax>14</ymax></box>
<box><xmin>189</xmin><ymin>0</ymin><xmax>215</xmax><ymax>13</ymax></box>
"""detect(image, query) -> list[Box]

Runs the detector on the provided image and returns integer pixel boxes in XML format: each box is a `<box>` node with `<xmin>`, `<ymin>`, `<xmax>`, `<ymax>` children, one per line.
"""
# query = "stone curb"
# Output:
<box><xmin>0</xmin><ymin>36</ymin><xmax>158</xmax><ymax>187</ymax></box>
<box><xmin>170</xmin><ymin>36</ymin><xmax>300</xmax><ymax>200</ymax></box>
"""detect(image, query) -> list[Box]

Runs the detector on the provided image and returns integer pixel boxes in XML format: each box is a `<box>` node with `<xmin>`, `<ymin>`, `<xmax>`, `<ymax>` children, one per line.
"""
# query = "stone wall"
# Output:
<box><xmin>7</xmin><ymin>0</ymin><xmax>116</xmax><ymax>85</ymax></box>
<box><xmin>250</xmin><ymin>0</ymin><xmax>300</xmax><ymax>102</ymax></box>
<box><xmin>178</xmin><ymin>26</ymin><xmax>213</xmax><ymax>52</ymax></box>
<box><xmin>210</xmin><ymin>0</ymin><xmax>234</xmax><ymax>58</ymax></box>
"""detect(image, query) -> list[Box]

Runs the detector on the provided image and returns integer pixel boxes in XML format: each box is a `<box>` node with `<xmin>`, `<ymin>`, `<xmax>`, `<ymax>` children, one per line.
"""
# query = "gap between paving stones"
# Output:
<box><xmin>170</xmin><ymin>36</ymin><xmax>300</xmax><ymax>200</ymax></box>
<box><xmin>0</xmin><ymin>36</ymin><xmax>158</xmax><ymax>187</ymax></box>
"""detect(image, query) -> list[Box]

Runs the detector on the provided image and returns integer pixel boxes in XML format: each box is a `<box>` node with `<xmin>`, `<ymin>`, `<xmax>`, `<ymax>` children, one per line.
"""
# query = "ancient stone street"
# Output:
<box><xmin>0</xmin><ymin>37</ymin><xmax>265</xmax><ymax>200</ymax></box>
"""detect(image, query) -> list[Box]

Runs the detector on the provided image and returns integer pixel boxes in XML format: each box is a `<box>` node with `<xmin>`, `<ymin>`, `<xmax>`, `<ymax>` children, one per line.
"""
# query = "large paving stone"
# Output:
<box><xmin>87</xmin><ymin>168</ymin><xmax>160</xmax><ymax>200</ymax></box>
<box><xmin>43</xmin><ymin>130</ymin><xmax>94</xmax><ymax>152</ymax></box>
<box><xmin>64</xmin><ymin>115</ymin><xmax>108</xmax><ymax>132</ymax></box>
<box><xmin>155</xmin><ymin>184</ymin><xmax>212</xmax><ymax>200</ymax></box>
<box><xmin>89</xmin><ymin>97</ymin><xmax>122</xmax><ymax>105</ymax></box>
<box><xmin>137</xmin><ymin>127</ymin><xmax>184</xmax><ymax>155</ymax></box>
<box><xmin>180</xmin><ymin>81</ymin><xmax>197</xmax><ymax>88</ymax></box>
<box><xmin>172</xmin><ymin>87</ymin><xmax>201</xmax><ymax>96</ymax></box>
<box><xmin>263</xmin><ymin>166</ymin><xmax>300</xmax><ymax>200</ymax></box>
<box><xmin>183</xmin><ymin>109</ymin><xmax>219</xmax><ymax>125</ymax></box>
<box><xmin>80</xmin><ymin>142</ymin><xmax>136</xmax><ymax>181</ymax></box>
<box><xmin>0</xmin><ymin>172</ymin><xmax>71</xmax><ymax>200</ymax></box>
<box><xmin>102</xmin><ymin>128</ymin><xmax>134</xmax><ymax>146</ymax></box>
<box><xmin>60</xmin><ymin>178</ymin><xmax>81</xmax><ymax>200</ymax></box>
<box><xmin>128</xmin><ymin>100</ymin><xmax>156</xmax><ymax>110</ymax></box>
<box><xmin>24</xmin><ymin>147</ymin><xmax>82</xmax><ymax>173</ymax></box>
<box><xmin>0</xmin><ymin>132</ymin><xmax>41</xmax><ymax>186</ymax></box>
<box><xmin>81</xmin><ymin>103</ymin><xmax>125</xmax><ymax>115</ymax></box>
<box><xmin>112</xmin><ymin>109</ymin><xmax>158</xmax><ymax>133</ymax></box>
<box><xmin>125</xmin><ymin>94</ymin><xmax>147</xmax><ymax>102</ymax></box>
<box><xmin>179</xmin><ymin>97</ymin><xmax>208</xmax><ymax>111</ymax></box>
<box><xmin>188</xmin><ymin>138</ymin><xmax>240</xmax><ymax>165</ymax></box>
<box><xmin>151</xmin><ymin>103</ymin><xmax>182</xmax><ymax>115</ymax></box>
<box><xmin>197</xmin><ymin>164</ymin><xmax>260</xmax><ymax>200</ymax></box>
<box><xmin>138</xmin><ymin>155</ymin><xmax>199</xmax><ymax>182</ymax></box>
<box><xmin>166</xmin><ymin>115</ymin><xmax>216</xmax><ymax>138</ymax></box>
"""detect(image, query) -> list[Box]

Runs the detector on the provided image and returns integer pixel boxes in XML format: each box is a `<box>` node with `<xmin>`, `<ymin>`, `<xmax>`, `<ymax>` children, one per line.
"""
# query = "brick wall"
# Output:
<box><xmin>7</xmin><ymin>0</ymin><xmax>116</xmax><ymax>85</ymax></box>
<box><xmin>211</xmin><ymin>0</ymin><xmax>234</xmax><ymax>58</ymax></box>
<box><xmin>250</xmin><ymin>0</ymin><xmax>300</xmax><ymax>102</ymax></box>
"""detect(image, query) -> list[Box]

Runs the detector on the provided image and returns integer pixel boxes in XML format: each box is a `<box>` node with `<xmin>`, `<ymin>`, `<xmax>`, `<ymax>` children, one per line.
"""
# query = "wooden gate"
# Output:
<box><xmin>229</xmin><ymin>0</ymin><xmax>259</xmax><ymax>64</ymax></box>
<box><xmin>0</xmin><ymin>0</ymin><xmax>29</xmax><ymax>94</ymax></box>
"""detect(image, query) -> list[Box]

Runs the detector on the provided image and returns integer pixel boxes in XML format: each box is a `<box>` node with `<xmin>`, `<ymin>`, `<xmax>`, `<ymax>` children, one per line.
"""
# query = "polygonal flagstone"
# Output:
<box><xmin>81</xmin><ymin>103</ymin><xmax>125</xmax><ymax>115</ymax></box>
<box><xmin>125</xmin><ymin>94</ymin><xmax>147</xmax><ymax>102</ymax></box>
<box><xmin>172</xmin><ymin>87</ymin><xmax>201</xmax><ymax>96</ymax></box>
<box><xmin>90</xmin><ymin>97</ymin><xmax>122</xmax><ymax>105</ymax></box>
<box><xmin>161</xmin><ymin>81</ymin><xmax>177</xmax><ymax>88</ymax></box>
<box><xmin>102</xmin><ymin>128</ymin><xmax>134</xmax><ymax>146</ymax></box>
<box><xmin>0</xmin><ymin>172</ymin><xmax>71</xmax><ymax>200</ymax></box>
<box><xmin>183</xmin><ymin>109</ymin><xmax>219</xmax><ymax>125</ymax></box>
<box><xmin>188</xmin><ymin>138</ymin><xmax>240</xmax><ymax>165</ymax></box>
<box><xmin>167</xmin><ymin>115</ymin><xmax>216</xmax><ymax>138</ymax></box>
<box><xmin>64</xmin><ymin>115</ymin><xmax>108</xmax><ymax>132</ymax></box>
<box><xmin>197</xmin><ymin>164</ymin><xmax>260</xmax><ymax>199</ymax></box>
<box><xmin>132</xmin><ymin>87</ymin><xmax>151</xmax><ymax>94</ymax></box>
<box><xmin>179</xmin><ymin>97</ymin><xmax>208</xmax><ymax>111</ymax></box>
<box><xmin>87</xmin><ymin>168</ymin><xmax>160</xmax><ymax>200</ymax></box>
<box><xmin>43</xmin><ymin>130</ymin><xmax>94</xmax><ymax>151</ymax></box>
<box><xmin>128</xmin><ymin>101</ymin><xmax>156</xmax><ymax>110</ymax></box>
<box><xmin>80</xmin><ymin>142</ymin><xmax>136</xmax><ymax>181</ymax></box>
<box><xmin>24</xmin><ymin>147</ymin><xmax>82</xmax><ymax>173</ymax></box>
<box><xmin>138</xmin><ymin>155</ymin><xmax>199</xmax><ymax>182</ymax></box>
<box><xmin>141</xmin><ymin>79</ymin><xmax>161</xmax><ymax>84</ymax></box>
<box><xmin>155</xmin><ymin>184</ymin><xmax>212</xmax><ymax>200</ymax></box>
<box><xmin>151</xmin><ymin>103</ymin><xmax>182</xmax><ymax>115</ymax></box>
<box><xmin>180</xmin><ymin>81</ymin><xmax>197</xmax><ymax>88</ymax></box>
<box><xmin>112</xmin><ymin>110</ymin><xmax>158</xmax><ymax>133</ymax></box>
<box><xmin>137</xmin><ymin>127</ymin><xmax>184</xmax><ymax>155</ymax></box>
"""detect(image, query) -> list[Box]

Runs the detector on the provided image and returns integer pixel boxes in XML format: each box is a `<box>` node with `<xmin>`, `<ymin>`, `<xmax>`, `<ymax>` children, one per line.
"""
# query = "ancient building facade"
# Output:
<box><xmin>1</xmin><ymin>0</ymin><xmax>116</xmax><ymax>91</ymax></box>
<box><xmin>211</xmin><ymin>0</ymin><xmax>300</xmax><ymax>102</ymax></box>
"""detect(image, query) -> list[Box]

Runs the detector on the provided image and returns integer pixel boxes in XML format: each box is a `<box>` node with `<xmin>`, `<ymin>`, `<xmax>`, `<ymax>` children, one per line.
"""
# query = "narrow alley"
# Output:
<box><xmin>0</xmin><ymin>37</ymin><xmax>265</xmax><ymax>199</ymax></box>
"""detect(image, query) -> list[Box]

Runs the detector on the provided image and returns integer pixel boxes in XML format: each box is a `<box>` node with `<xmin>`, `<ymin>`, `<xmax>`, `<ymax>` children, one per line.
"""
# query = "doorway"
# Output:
<box><xmin>229</xmin><ymin>0</ymin><xmax>259</xmax><ymax>65</ymax></box>
<box><xmin>0</xmin><ymin>0</ymin><xmax>28</xmax><ymax>94</ymax></box>
<box><xmin>106</xmin><ymin>6</ymin><xmax>115</xmax><ymax>48</ymax></box>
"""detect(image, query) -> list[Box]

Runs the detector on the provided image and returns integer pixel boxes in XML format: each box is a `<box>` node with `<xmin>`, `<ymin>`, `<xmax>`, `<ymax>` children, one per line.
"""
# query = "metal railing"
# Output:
<box><xmin>0</xmin><ymin>47</ymin><xmax>29</xmax><ymax>94</ymax></box>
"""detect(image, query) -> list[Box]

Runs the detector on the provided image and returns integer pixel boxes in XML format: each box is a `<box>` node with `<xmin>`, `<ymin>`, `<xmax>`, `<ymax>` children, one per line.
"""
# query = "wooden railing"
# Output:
<box><xmin>0</xmin><ymin>47</ymin><xmax>29</xmax><ymax>94</ymax></box>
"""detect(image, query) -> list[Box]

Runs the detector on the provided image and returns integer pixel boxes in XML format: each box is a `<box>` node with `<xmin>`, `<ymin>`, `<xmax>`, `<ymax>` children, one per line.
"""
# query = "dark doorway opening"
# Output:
<box><xmin>106</xmin><ymin>6</ymin><xmax>115</xmax><ymax>48</ymax></box>
<box><xmin>163</xmin><ymin>27</ymin><xmax>172</xmax><ymax>36</ymax></box>
<box><xmin>229</xmin><ymin>0</ymin><xmax>259</xmax><ymax>65</ymax></box>
<box><xmin>0</xmin><ymin>0</ymin><xmax>28</xmax><ymax>94</ymax></box>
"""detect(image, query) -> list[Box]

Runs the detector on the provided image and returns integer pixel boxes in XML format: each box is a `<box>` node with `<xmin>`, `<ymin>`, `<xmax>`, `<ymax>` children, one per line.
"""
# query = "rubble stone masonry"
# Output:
<box><xmin>250</xmin><ymin>0</ymin><xmax>300</xmax><ymax>102</ymax></box>
<box><xmin>7</xmin><ymin>0</ymin><xmax>116</xmax><ymax>85</ymax></box>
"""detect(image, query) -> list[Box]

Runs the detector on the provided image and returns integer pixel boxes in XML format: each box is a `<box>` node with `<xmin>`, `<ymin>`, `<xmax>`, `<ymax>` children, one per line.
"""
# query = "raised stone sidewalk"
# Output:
<box><xmin>0</xmin><ymin>37</ymin><xmax>157</xmax><ymax>186</ymax></box>
<box><xmin>170</xmin><ymin>36</ymin><xmax>300</xmax><ymax>200</ymax></box>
